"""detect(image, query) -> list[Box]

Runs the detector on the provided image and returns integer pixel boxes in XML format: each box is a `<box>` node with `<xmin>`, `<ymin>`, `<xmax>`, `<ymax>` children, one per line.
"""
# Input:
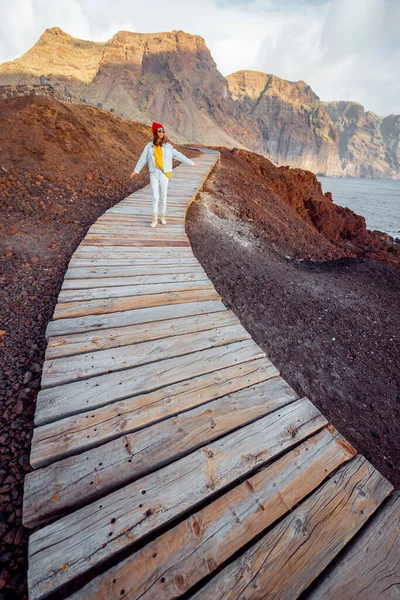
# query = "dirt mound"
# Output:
<box><xmin>0</xmin><ymin>94</ymin><xmax>198</xmax><ymax>598</ymax></box>
<box><xmin>208</xmin><ymin>147</ymin><xmax>399</xmax><ymax>269</ymax></box>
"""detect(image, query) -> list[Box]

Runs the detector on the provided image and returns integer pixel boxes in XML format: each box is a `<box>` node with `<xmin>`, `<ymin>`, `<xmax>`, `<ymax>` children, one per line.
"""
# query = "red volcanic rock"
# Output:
<box><xmin>209</xmin><ymin>147</ymin><xmax>399</xmax><ymax>269</ymax></box>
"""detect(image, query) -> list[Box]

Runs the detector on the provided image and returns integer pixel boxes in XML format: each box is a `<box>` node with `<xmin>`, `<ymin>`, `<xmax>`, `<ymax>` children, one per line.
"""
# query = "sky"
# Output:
<box><xmin>0</xmin><ymin>0</ymin><xmax>399</xmax><ymax>116</ymax></box>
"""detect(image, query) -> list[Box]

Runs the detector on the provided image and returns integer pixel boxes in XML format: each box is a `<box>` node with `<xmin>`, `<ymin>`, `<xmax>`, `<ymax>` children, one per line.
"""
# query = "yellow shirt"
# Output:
<box><xmin>154</xmin><ymin>144</ymin><xmax>172</xmax><ymax>178</ymax></box>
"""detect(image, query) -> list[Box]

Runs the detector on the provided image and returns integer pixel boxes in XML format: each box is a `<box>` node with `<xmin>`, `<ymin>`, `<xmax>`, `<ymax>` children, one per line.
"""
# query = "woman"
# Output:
<box><xmin>130</xmin><ymin>122</ymin><xmax>199</xmax><ymax>227</ymax></box>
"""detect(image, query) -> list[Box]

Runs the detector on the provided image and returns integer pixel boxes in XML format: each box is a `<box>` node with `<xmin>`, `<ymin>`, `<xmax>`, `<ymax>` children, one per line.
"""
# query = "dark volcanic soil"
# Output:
<box><xmin>0</xmin><ymin>94</ymin><xmax>198</xmax><ymax>599</ymax></box>
<box><xmin>186</xmin><ymin>150</ymin><xmax>400</xmax><ymax>492</ymax></box>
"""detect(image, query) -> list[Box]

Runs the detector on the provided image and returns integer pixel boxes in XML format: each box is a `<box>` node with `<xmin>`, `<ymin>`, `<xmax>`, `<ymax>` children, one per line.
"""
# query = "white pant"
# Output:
<box><xmin>150</xmin><ymin>169</ymin><xmax>169</xmax><ymax>214</ymax></box>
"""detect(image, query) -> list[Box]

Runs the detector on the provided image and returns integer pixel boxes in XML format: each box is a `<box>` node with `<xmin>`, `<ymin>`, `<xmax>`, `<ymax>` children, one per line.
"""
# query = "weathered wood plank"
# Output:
<box><xmin>66</xmin><ymin>427</ymin><xmax>356</xmax><ymax>600</ymax></box>
<box><xmin>92</xmin><ymin>218</ymin><xmax>184</xmax><ymax>225</ymax></box>
<box><xmin>307</xmin><ymin>491</ymin><xmax>400</xmax><ymax>600</ymax></box>
<box><xmin>68</xmin><ymin>258</ymin><xmax>195</xmax><ymax>268</ymax></box>
<box><xmin>31</xmin><ymin>358</ymin><xmax>282</xmax><ymax>467</ymax></box>
<box><xmin>81</xmin><ymin>233</ymin><xmax>189</xmax><ymax>241</ymax></box>
<box><xmin>46</xmin><ymin>300</ymin><xmax>227</xmax><ymax>338</ymax></box>
<box><xmin>73</xmin><ymin>245</ymin><xmax>193</xmax><ymax>255</ymax></box>
<box><xmin>81</xmin><ymin>237</ymin><xmax>190</xmax><ymax>247</ymax></box>
<box><xmin>58</xmin><ymin>280</ymin><xmax>213</xmax><ymax>303</ymax></box>
<box><xmin>65</xmin><ymin>265</ymin><xmax>205</xmax><ymax>278</ymax></box>
<box><xmin>62</xmin><ymin>274</ymin><xmax>208</xmax><ymax>289</ymax></box>
<box><xmin>192</xmin><ymin>455</ymin><xmax>393</xmax><ymax>600</ymax></box>
<box><xmin>45</xmin><ymin>310</ymin><xmax>237</xmax><ymax>359</ymax></box>
<box><xmin>35</xmin><ymin>339</ymin><xmax>265</xmax><ymax>424</ymax></box>
<box><xmin>27</xmin><ymin>398</ymin><xmax>326</xmax><ymax>598</ymax></box>
<box><xmin>71</xmin><ymin>252</ymin><xmax>195</xmax><ymax>264</ymax></box>
<box><xmin>24</xmin><ymin>377</ymin><xmax>294</xmax><ymax>527</ymax></box>
<box><xmin>71</xmin><ymin>253</ymin><xmax>198</xmax><ymax>266</ymax></box>
<box><xmin>83</xmin><ymin>226</ymin><xmax>188</xmax><ymax>233</ymax></box>
<box><xmin>86</xmin><ymin>232</ymin><xmax>188</xmax><ymax>240</ymax></box>
<box><xmin>105</xmin><ymin>208</ymin><xmax>186</xmax><ymax>216</ymax></box>
<box><xmin>88</xmin><ymin>225</ymin><xmax>186</xmax><ymax>233</ymax></box>
<box><xmin>41</xmin><ymin>323</ymin><xmax>251</xmax><ymax>388</ymax></box>
<box><xmin>103</xmin><ymin>211</ymin><xmax>185</xmax><ymax>218</ymax></box>
<box><xmin>53</xmin><ymin>288</ymin><xmax>221</xmax><ymax>319</ymax></box>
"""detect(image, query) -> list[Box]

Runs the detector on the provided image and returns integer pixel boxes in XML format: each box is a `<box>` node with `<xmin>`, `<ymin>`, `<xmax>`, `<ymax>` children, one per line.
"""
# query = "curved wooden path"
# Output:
<box><xmin>23</xmin><ymin>150</ymin><xmax>400</xmax><ymax>599</ymax></box>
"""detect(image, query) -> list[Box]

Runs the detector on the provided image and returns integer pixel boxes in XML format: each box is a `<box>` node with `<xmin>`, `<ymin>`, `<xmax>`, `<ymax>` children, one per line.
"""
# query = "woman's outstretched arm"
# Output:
<box><xmin>130</xmin><ymin>144</ymin><xmax>149</xmax><ymax>178</ymax></box>
<box><xmin>171</xmin><ymin>147</ymin><xmax>198</xmax><ymax>167</ymax></box>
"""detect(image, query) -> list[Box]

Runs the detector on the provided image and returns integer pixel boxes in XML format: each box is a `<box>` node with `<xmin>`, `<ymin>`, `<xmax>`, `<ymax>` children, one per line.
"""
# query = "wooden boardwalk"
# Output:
<box><xmin>23</xmin><ymin>151</ymin><xmax>400</xmax><ymax>599</ymax></box>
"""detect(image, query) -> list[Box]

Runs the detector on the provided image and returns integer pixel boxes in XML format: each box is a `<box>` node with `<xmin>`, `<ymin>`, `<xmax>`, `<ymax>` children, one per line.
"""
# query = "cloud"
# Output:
<box><xmin>0</xmin><ymin>0</ymin><xmax>399</xmax><ymax>116</ymax></box>
<box><xmin>253</xmin><ymin>0</ymin><xmax>400</xmax><ymax>115</ymax></box>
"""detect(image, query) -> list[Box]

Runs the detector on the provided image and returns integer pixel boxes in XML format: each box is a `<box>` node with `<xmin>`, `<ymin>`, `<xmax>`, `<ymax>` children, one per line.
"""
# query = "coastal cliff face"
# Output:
<box><xmin>226</xmin><ymin>71</ymin><xmax>400</xmax><ymax>178</ymax></box>
<box><xmin>1</xmin><ymin>27</ymin><xmax>400</xmax><ymax>178</ymax></box>
<box><xmin>226</xmin><ymin>71</ymin><xmax>343</xmax><ymax>176</ymax></box>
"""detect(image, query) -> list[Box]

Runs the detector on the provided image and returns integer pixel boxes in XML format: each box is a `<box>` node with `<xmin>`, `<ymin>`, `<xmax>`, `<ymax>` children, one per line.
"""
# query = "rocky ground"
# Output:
<box><xmin>186</xmin><ymin>148</ymin><xmax>400</xmax><ymax>492</ymax></box>
<box><xmin>0</xmin><ymin>94</ymin><xmax>197</xmax><ymax>598</ymax></box>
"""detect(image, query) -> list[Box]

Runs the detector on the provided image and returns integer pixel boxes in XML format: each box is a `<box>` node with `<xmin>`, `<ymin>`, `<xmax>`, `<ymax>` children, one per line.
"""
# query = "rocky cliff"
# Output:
<box><xmin>226</xmin><ymin>71</ymin><xmax>342</xmax><ymax>175</ymax></box>
<box><xmin>1</xmin><ymin>27</ymin><xmax>399</xmax><ymax>178</ymax></box>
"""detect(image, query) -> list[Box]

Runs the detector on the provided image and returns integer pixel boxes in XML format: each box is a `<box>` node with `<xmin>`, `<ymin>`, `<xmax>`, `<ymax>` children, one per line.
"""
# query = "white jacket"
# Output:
<box><xmin>134</xmin><ymin>142</ymin><xmax>195</xmax><ymax>175</ymax></box>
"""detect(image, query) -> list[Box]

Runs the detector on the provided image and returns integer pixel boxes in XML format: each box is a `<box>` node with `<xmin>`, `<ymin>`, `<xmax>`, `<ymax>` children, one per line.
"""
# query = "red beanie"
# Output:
<box><xmin>152</xmin><ymin>121</ymin><xmax>164</xmax><ymax>134</ymax></box>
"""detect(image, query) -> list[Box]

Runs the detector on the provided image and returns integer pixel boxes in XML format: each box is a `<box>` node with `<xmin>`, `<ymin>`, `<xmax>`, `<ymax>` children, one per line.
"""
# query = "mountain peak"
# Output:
<box><xmin>40</xmin><ymin>27</ymin><xmax>71</xmax><ymax>39</ymax></box>
<box><xmin>227</xmin><ymin>70</ymin><xmax>319</xmax><ymax>105</ymax></box>
<box><xmin>107</xmin><ymin>28</ymin><xmax>207</xmax><ymax>48</ymax></box>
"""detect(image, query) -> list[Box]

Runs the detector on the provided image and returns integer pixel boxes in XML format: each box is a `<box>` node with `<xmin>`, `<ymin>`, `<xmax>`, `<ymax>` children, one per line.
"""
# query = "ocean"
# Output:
<box><xmin>317</xmin><ymin>176</ymin><xmax>400</xmax><ymax>240</ymax></box>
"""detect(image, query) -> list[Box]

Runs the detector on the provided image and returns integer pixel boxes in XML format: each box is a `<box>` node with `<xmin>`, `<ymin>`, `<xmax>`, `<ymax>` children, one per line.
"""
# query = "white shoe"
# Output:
<box><xmin>161</xmin><ymin>214</ymin><xmax>167</xmax><ymax>225</ymax></box>
<box><xmin>151</xmin><ymin>213</ymin><xmax>157</xmax><ymax>228</ymax></box>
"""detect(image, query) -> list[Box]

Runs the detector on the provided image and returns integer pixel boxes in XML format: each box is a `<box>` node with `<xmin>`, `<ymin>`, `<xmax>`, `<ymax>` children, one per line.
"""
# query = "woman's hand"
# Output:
<box><xmin>129</xmin><ymin>172</ymin><xmax>137</xmax><ymax>179</ymax></box>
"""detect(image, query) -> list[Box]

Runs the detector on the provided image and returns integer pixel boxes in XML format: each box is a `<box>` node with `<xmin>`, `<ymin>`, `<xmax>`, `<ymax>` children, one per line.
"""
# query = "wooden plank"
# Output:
<box><xmin>105</xmin><ymin>208</ymin><xmax>186</xmax><ymax>216</ymax></box>
<box><xmin>27</xmin><ymin>398</ymin><xmax>327</xmax><ymax>598</ymax></box>
<box><xmin>72</xmin><ymin>246</ymin><xmax>194</xmax><ymax>257</ymax></box>
<box><xmin>86</xmin><ymin>231</ymin><xmax>188</xmax><ymax>239</ymax></box>
<box><xmin>31</xmin><ymin>359</ymin><xmax>283</xmax><ymax>468</ymax></box>
<box><xmin>90</xmin><ymin>220</ymin><xmax>186</xmax><ymax>226</ymax></box>
<box><xmin>62</xmin><ymin>273</ymin><xmax>210</xmax><ymax>290</ymax></box>
<box><xmin>66</xmin><ymin>427</ymin><xmax>356</xmax><ymax>600</ymax></box>
<box><xmin>96</xmin><ymin>214</ymin><xmax>184</xmax><ymax>219</ymax></box>
<box><xmin>81</xmin><ymin>238</ymin><xmax>191</xmax><ymax>247</ymax></box>
<box><xmin>65</xmin><ymin>265</ymin><xmax>205</xmax><ymax>278</ymax></box>
<box><xmin>103</xmin><ymin>211</ymin><xmax>185</xmax><ymax>218</ymax></box>
<box><xmin>35</xmin><ymin>339</ymin><xmax>266</xmax><ymax>425</ymax></box>
<box><xmin>58</xmin><ymin>280</ymin><xmax>214</xmax><ymax>302</ymax></box>
<box><xmin>88</xmin><ymin>225</ymin><xmax>186</xmax><ymax>233</ymax></box>
<box><xmin>24</xmin><ymin>377</ymin><xmax>294</xmax><ymax>527</ymax></box>
<box><xmin>307</xmin><ymin>491</ymin><xmax>400</xmax><ymax>600</ymax></box>
<box><xmin>75</xmin><ymin>240</ymin><xmax>193</xmax><ymax>247</ymax></box>
<box><xmin>82</xmin><ymin>228</ymin><xmax>188</xmax><ymax>234</ymax></box>
<box><xmin>81</xmin><ymin>228</ymin><xmax>187</xmax><ymax>234</ymax></box>
<box><xmin>46</xmin><ymin>300</ymin><xmax>227</xmax><ymax>338</ymax></box>
<box><xmin>41</xmin><ymin>323</ymin><xmax>251</xmax><ymax>388</ymax></box>
<box><xmin>53</xmin><ymin>288</ymin><xmax>221</xmax><ymax>320</ymax></box>
<box><xmin>90</xmin><ymin>221</ymin><xmax>183</xmax><ymax>227</ymax></box>
<box><xmin>81</xmin><ymin>236</ymin><xmax>190</xmax><ymax>244</ymax></box>
<box><xmin>68</xmin><ymin>258</ymin><xmax>201</xmax><ymax>267</ymax></box>
<box><xmin>192</xmin><ymin>455</ymin><xmax>393</xmax><ymax>600</ymax></box>
<box><xmin>45</xmin><ymin>310</ymin><xmax>238</xmax><ymax>359</ymax></box>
